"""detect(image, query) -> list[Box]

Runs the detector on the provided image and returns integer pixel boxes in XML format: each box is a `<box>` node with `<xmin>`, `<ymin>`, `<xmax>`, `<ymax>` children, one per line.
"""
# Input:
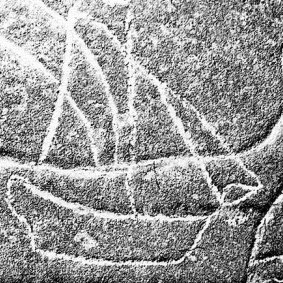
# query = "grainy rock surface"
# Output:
<box><xmin>0</xmin><ymin>0</ymin><xmax>283</xmax><ymax>282</ymax></box>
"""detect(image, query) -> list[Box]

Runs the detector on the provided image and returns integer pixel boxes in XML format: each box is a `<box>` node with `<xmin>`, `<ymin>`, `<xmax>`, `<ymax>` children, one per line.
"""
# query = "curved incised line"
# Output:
<box><xmin>21</xmin><ymin>0</ymin><xmax>222</xmax><ymax>203</ymax></box>
<box><xmin>5</xmin><ymin>174</ymin><xmax>210</xmax><ymax>267</ymax></box>
<box><xmin>5</xmin><ymin>0</ymin><xmax>280</xmax><ymax>165</ymax></box>
<box><xmin>7</xmin><ymin>174</ymin><xmax>208</xmax><ymax>223</ymax></box>
<box><xmin>2</xmin><ymin>0</ymin><xmax>282</xmax><ymax>270</ymax></box>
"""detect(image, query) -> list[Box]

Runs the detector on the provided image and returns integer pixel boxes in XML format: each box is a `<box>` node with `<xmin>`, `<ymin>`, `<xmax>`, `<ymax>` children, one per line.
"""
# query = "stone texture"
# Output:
<box><xmin>0</xmin><ymin>0</ymin><xmax>283</xmax><ymax>282</ymax></box>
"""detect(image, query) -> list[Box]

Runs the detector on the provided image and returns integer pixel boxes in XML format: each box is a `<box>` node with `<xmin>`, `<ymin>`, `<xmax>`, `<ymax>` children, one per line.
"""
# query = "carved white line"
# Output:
<box><xmin>198</xmin><ymin>162</ymin><xmax>222</xmax><ymax>204</ymax></box>
<box><xmin>26</xmin><ymin>0</ymin><xmax>67</xmax><ymax>28</ymax></box>
<box><xmin>125</xmin><ymin>9</ymin><xmax>137</xmax><ymax>138</ymax></box>
<box><xmin>1</xmin><ymin>152</ymin><xmax>249</xmax><ymax>183</ymax></box>
<box><xmin>6</xmin><ymin>174</ymin><xmax>208</xmax><ymax>267</ymax></box>
<box><xmin>36</xmin><ymin>213</ymin><xmax>214</xmax><ymax>267</ymax></box>
<box><xmin>187</xmin><ymin>102</ymin><xmax>264</xmax><ymax>191</ymax></box>
<box><xmin>9</xmin><ymin>175</ymin><xmax>207</xmax><ymax>223</ymax></box>
<box><xmin>71</xmin><ymin>34</ymin><xmax>120</xmax><ymax>165</ymax></box>
<box><xmin>235</xmin><ymin>158</ymin><xmax>263</xmax><ymax>188</ymax></box>
<box><xmin>28</xmin><ymin>0</ymin><xmax>283</xmax><ymax>160</ymax></box>
<box><xmin>91</xmin><ymin>21</ymin><xmax>123</xmax><ymax>51</ymax></box>
<box><xmin>130</xmin><ymin>53</ymin><xmax>222</xmax><ymax>203</ymax></box>
<box><xmin>37</xmin><ymin>249</ymin><xmax>176</xmax><ymax>266</ymax></box>
<box><xmin>136</xmin><ymin>66</ymin><xmax>196</xmax><ymax>151</ymax></box>
<box><xmin>223</xmin><ymin>183</ymin><xmax>258</xmax><ymax>192</ymax></box>
<box><xmin>25</xmin><ymin>0</ymin><xmax>121</xmax><ymax>165</ymax></box>
<box><xmin>102</xmin><ymin>0</ymin><xmax>131</xmax><ymax>6</ymax></box>
<box><xmin>65</xmin><ymin>95</ymin><xmax>99</xmax><ymax>165</ymax></box>
<box><xmin>38</xmin><ymin>93</ymin><xmax>65</xmax><ymax>163</ymax></box>
<box><xmin>39</xmin><ymin>1</ymin><xmax>122</xmax><ymax>165</ymax></box>
<box><xmin>38</xmin><ymin>5</ymin><xmax>76</xmax><ymax>163</ymax></box>
<box><xmin>125</xmin><ymin>165</ymin><xmax>137</xmax><ymax>216</ymax></box>
<box><xmin>5</xmin><ymin>175</ymin><xmax>210</xmax><ymax>266</ymax></box>
<box><xmin>70</xmin><ymin>15</ymin><xmax>222</xmax><ymax>203</ymax></box>
<box><xmin>0</xmin><ymin>155</ymin><xmax>218</xmax><ymax>176</ymax></box>
<box><xmin>223</xmin><ymin>189</ymin><xmax>259</xmax><ymax>207</ymax></box>
<box><xmin>184</xmin><ymin>210</ymin><xmax>219</xmax><ymax>261</ymax></box>
<box><xmin>124</xmin><ymin>10</ymin><xmax>138</xmax><ymax>216</ymax></box>
<box><xmin>252</xmin><ymin>254</ymin><xmax>283</xmax><ymax>266</ymax></box>
<box><xmin>96</xmin><ymin>19</ymin><xmax>283</xmax><ymax>156</ymax></box>
<box><xmin>249</xmin><ymin>193</ymin><xmax>283</xmax><ymax>266</ymax></box>
<box><xmin>6</xmin><ymin>188</ymin><xmax>182</xmax><ymax>267</ymax></box>
<box><xmin>188</xmin><ymin>107</ymin><xmax>264</xmax><ymax>202</ymax></box>
<box><xmin>187</xmin><ymin>103</ymin><xmax>227</xmax><ymax>147</ymax></box>
<box><xmin>138</xmin><ymin>69</ymin><xmax>222</xmax><ymax>203</ymax></box>
<box><xmin>0</xmin><ymin>34</ymin><xmax>58</xmax><ymax>83</ymax></box>
<box><xmin>251</xmin><ymin>112</ymin><xmax>283</xmax><ymax>154</ymax></box>
<box><xmin>220</xmin><ymin>184</ymin><xmax>259</xmax><ymax>204</ymax></box>
<box><xmin>5</xmin><ymin>179</ymin><xmax>37</xmax><ymax>252</ymax></box>
<box><xmin>0</xmin><ymin>157</ymin><xmax>127</xmax><ymax>179</ymax></box>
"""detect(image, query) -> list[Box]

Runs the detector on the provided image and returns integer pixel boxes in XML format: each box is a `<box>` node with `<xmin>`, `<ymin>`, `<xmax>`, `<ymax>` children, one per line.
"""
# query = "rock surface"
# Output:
<box><xmin>0</xmin><ymin>0</ymin><xmax>283</xmax><ymax>282</ymax></box>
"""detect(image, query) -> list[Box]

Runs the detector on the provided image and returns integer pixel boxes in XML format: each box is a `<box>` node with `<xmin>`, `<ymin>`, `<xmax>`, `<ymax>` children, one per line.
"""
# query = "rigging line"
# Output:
<box><xmin>38</xmin><ymin>5</ymin><xmax>76</xmax><ymax>163</ymax></box>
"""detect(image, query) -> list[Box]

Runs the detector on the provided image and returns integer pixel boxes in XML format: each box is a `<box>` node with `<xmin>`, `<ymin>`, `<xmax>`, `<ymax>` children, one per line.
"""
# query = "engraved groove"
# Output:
<box><xmin>18</xmin><ymin>0</ymin><xmax>283</xmax><ymax>161</ymax></box>
<box><xmin>0</xmin><ymin>34</ymin><xmax>58</xmax><ymax>83</ymax></box>
<box><xmin>65</xmin><ymin>95</ymin><xmax>100</xmax><ymax>165</ymax></box>
<box><xmin>124</xmin><ymin>8</ymin><xmax>138</xmax><ymax>215</ymax></box>
<box><xmin>249</xmin><ymin>193</ymin><xmax>283</xmax><ymax>266</ymax></box>
<box><xmin>8</xmin><ymin>175</ymin><xmax>207</xmax><ymax>223</ymax></box>
<box><xmin>1</xmin><ymin>0</ymin><xmax>282</xmax><ymax>273</ymax></box>
<box><xmin>5</xmin><ymin>175</ymin><xmax>211</xmax><ymax>266</ymax></box>
<box><xmin>38</xmin><ymin>5</ymin><xmax>76</xmax><ymax>163</ymax></box>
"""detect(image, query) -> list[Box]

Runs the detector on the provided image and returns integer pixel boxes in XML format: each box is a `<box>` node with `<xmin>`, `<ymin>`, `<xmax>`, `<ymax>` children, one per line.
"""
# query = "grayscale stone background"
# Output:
<box><xmin>0</xmin><ymin>0</ymin><xmax>283</xmax><ymax>282</ymax></box>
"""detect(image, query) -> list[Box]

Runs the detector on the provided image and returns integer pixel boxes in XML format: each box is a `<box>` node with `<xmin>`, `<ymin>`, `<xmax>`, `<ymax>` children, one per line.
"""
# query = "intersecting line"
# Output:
<box><xmin>249</xmin><ymin>192</ymin><xmax>283</xmax><ymax>267</ymax></box>
<box><xmin>38</xmin><ymin>3</ymin><xmax>77</xmax><ymax>164</ymax></box>
<box><xmin>3</xmin><ymin>0</ymin><xmax>282</xmax><ymax>268</ymax></box>
<box><xmin>5</xmin><ymin>174</ymin><xmax>208</xmax><ymax>266</ymax></box>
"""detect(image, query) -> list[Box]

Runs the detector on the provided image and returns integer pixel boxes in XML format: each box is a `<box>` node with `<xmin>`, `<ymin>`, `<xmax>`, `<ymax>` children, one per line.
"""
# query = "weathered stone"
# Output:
<box><xmin>0</xmin><ymin>0</ymin><xmax>283</xmax><ymax>282</ymax></box>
